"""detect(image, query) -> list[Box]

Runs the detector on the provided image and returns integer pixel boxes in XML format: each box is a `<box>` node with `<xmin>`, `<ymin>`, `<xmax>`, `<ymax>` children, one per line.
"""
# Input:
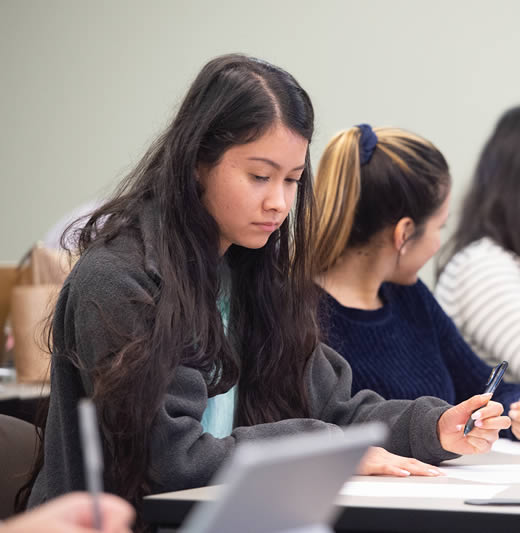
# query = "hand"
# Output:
<box><xmin>2</xmin><ymin>492</ymin><xmax>135</xmax><ymax>533</ymax></box>
<box><xmin>438</xmin><ymin>393</ymin><xmax>511</xmax><ymax>454</ymax></box>
<box><xmin>508</xmin><ymin>401</ymin><xmax>520</xmax><ymax>440</ymax></box>
<box><xmin>357</xmin><ymin>446</ymin><xmax>444</xmax><ymax>477</ymax></box>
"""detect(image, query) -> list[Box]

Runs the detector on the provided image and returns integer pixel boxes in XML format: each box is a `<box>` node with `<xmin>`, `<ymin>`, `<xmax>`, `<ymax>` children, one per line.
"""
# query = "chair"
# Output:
<box><xmin>0</xmin><ymin>414</ymin><xmax>38</xmax><ymax>519</ymax></box>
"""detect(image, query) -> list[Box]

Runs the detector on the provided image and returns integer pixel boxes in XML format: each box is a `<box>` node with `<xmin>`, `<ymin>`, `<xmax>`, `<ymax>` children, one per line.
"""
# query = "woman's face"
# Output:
<box><xmin>390</xmin><ymin>190</ymin><xmax>451</xmax><ymax>285</ymax></box>
<box><xmin>198</xmin><ymin>123</ymin><xmax>308</xmax><ymax>255</ymax></box>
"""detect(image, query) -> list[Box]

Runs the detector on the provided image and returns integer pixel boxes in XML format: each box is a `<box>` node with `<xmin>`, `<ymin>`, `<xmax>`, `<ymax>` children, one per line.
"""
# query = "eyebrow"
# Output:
<box><xmin>247</xmin><ymin>157</ymin><xmax>305</xmax><ymax>172</ymax></box>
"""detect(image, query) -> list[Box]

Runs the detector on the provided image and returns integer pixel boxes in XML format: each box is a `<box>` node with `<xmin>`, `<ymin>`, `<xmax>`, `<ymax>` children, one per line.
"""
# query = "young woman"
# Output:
<box><xmin>436</xmin><ymin>106</ymin><xmax>520</xmax><ymax>384</ymax></box>
<box><xmin>25</xmin><ymin>59</ymin><xmax>508</xmax><ymax>528</ymax></box>
<box><xmin>313</xmin><ymin>124</ymin><xmax>519</xmax><ymax>439</ymax></box>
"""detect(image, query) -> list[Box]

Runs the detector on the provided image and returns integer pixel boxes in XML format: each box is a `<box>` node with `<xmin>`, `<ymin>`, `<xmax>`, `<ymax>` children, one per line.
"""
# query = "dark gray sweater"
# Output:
<box><xmin>28</xmin><ymin>203</ymin><xmax>456</xmax><ymax>507</ymax></box>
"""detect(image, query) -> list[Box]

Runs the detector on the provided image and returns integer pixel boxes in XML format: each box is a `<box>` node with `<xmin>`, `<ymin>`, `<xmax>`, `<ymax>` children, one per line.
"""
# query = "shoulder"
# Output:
<box><xmin>382</xmin><ymin>280</ymin><xmax>447</xmax><ymax>330</ymax></box>
<box><xmin>67</xmin><ymin>231</ymin><xmax>159</xmax><ymax>308</ymax></box>
<box><xmin>442</xmin><ymin>238</ymin><xmax>518</xmax><ymax>279</ymax></box>
<box><xmin>437</xmin><ymin>238</ymin><xmax>520</xmax><ymax>299</ymax></box>
<box><xmin>383</xmin><ymin>279</ymin><xmax>433</xmax><ymax>305</ymax></box>
<box><xmin>306</xmin><ymin>342</ymin><xmax>353</xmax><ymax>391</ymax></box>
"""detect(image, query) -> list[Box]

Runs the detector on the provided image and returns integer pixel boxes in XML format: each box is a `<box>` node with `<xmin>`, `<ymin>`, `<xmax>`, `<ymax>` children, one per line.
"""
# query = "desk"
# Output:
<box><xmin>143</xmin><ymin>448</ymin><xmax>520</xmax><ymax>533</ymax></box>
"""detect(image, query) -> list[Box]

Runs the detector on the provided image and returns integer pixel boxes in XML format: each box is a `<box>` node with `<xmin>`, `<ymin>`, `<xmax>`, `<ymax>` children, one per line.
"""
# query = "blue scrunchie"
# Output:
<box><xmin>356</xmin><ymin>123</ymin><xmax>378</xmax><ymax>165</ymax></box>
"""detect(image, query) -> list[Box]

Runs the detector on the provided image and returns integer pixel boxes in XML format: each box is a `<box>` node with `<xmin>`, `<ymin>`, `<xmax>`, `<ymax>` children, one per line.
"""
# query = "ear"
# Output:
<box><xmin>393</xmin><ymin>217</ymin><xmax>415</xmax><ymax>254</ymax></box>
<box><xmin>195</xmin><ymin>162</ymin><xmax>209</xmax><ymax>184</ymax></box>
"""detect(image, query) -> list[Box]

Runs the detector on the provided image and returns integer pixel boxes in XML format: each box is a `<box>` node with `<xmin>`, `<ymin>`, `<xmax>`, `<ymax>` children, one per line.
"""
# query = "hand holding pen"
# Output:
<box><xmin>1</xmin><ymin>492</ymin><xmax>134</xmax><ymax>533</ymax></box>
<box><xmin>463</xmin><ymin>361</ymin><xmax>509</xmax><ymax>437</ymax></box>
<box><xmin>436</xmin><ymin>366</ymin><xmax>511</xmax><ymax>456</ymax></box>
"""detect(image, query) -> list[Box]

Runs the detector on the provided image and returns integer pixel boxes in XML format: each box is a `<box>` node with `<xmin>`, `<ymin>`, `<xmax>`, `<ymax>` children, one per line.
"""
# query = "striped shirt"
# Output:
<box><xmin>435</xmin><ymin>237</ymin><xmax>520</xmax><ymax>382</ymax></box>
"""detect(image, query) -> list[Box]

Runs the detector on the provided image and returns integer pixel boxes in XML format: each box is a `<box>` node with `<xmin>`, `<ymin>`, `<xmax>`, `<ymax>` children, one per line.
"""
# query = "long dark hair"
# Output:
<box><xmin>313</xmin><ymin>127</ymin><xmax>451</xmax><ymax>273</ymax></box>
<box><xmin>439</xmin><ymin>106</ymin><xmax>520</xmax><ymax>273</ymax></box>
<box><xmin>21</xmin><ymin>54</ymin><xmax>318</xmax><ymax>520</ymax></box>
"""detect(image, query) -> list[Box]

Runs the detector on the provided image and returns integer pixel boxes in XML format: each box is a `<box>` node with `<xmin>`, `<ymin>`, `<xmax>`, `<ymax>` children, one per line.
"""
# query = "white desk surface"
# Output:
<box><xmin>144</xmin><ymin>442</ymin><xmax>520</xmax><ymax>532</ymax></box>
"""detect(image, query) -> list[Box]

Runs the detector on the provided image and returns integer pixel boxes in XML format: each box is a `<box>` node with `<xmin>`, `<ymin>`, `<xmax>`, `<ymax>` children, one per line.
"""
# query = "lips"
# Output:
<box><xmin>253</xmin><ymin>222</ymin><xmax>279</xmax><ymax>231</ymax></box>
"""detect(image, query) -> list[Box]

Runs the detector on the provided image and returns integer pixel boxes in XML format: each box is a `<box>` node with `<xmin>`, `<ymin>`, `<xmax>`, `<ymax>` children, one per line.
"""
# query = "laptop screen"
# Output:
<box><xmin>180</xmin><ymin>421</ymin><xmax>387</xmax><ymax>533</ymax></box>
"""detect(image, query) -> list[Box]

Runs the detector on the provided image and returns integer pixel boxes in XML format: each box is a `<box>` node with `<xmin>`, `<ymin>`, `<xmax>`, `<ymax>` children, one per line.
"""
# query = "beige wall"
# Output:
<box><xmin>2</xmin><ymin>0</ymin><xmax>519</xmax><ymax>287</ymax></box>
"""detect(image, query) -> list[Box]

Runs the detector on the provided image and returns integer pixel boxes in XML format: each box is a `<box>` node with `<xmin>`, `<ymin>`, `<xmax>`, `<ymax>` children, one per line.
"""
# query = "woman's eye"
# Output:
<box><xmin>252</xmin><ymin>175</ymin><xmax>269</xmax><ymax>181</ymax></box>
<box><xmin>286</xmin><ymin>178</ymin><xmax>301</xmax><ymax>186</ymax></box>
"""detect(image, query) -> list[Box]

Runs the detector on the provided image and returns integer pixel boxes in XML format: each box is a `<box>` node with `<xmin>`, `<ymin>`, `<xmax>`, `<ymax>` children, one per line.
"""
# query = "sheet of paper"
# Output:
<box><xmin>492</xmin><ymin>438</ymin><xmax>520</xmax><ymax>455</ymax></box>
<box><xmin>340</xmin><ymin>481</ymin><xmax>506</xmax><ymax>499</ymax></box>
<box><xmin>439</xmin><ymin>464</ymin><xmax>520</xmax><ymax>484</ymax></box>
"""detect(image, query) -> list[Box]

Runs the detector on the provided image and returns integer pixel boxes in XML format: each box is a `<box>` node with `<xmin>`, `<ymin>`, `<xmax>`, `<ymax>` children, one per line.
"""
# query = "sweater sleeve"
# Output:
<box><xmin>67</xmin><ymin>252</ymin><xmax>457</xmax><ymax>494</ymax></box>
<box><xmin>306</xmin><ymin>343</ymin><xmax>458</xmax><ymax>465</ymax></box>
<box><xmin>436</xmin><ymin>241</ymin><xmax>520</xmax><ymax>381</ymax></box>
<box><xmin>150</xmin><ymin>342</ymin><xmax>458</xmax><ymax>491</ymax></box>
<box><xmin>425</xmin><ymin>281</ymin><xmax>520</xmax><ymax>439</ymax></box>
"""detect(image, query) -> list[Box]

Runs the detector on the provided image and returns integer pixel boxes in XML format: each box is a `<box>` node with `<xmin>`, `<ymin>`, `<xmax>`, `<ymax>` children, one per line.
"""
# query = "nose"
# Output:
<box><xmin>263</xmin><ymin>182</ymin><xmax>287</xmax><ymax>213</ymax></box>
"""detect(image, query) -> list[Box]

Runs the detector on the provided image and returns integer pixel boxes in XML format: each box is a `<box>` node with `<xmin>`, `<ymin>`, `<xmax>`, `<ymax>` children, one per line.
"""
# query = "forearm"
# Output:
<box><xmin>146</xmin><ymin>365</ymin><xmax>342</xmax><ymax>493</ymax></box>
<box><xmin>306</xmin><ymin>344</ymin><xmax>458</xmax><ymax>464</ymax></box>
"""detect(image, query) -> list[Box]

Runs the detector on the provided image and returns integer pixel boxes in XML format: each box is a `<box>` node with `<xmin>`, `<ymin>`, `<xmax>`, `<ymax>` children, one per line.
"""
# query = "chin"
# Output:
<box><xmin>234</xmin><ymin>238</ymin><xmax>270</xmax><ymax>250</ymax></box>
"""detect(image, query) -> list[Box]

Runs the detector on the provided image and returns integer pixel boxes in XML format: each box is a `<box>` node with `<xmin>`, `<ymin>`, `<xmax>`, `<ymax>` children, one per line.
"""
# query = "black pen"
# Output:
<box><xmin>78</xmin><ymin>398</ymin><xmax>104</xmax><ymax>530</ymax></box>
<box><xmin>463</xmin><ymin>361</ymin><xmax>508</xmax><ymax>437</ymax></box>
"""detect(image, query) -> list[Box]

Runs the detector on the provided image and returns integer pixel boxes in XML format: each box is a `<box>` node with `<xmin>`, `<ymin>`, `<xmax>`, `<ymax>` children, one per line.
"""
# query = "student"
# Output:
<box><xmin>2</xmin><ymin>492</ymin><xmax>133</xmax><ymax>533</ymax></box>
<box><xmin>436</xmin><ymin>106</ymin><xmax>520</xmax><ymax>385</ymax></box>
<box><xmin>313</xmin><ymin>124</ymin><xmax>519</xmax><ymax>439</ymax></box>
<box><xmin>24</xmin><ymin>58</ymin><xmax>509</xmax><ymax>529</ymax></box>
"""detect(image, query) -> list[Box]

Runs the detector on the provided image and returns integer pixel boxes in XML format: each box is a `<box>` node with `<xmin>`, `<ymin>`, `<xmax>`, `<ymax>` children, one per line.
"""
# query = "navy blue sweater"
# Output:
<box><xmin>319</xmin><ymin>280</ymin><xmax>520</xmax><ymax>439</ymax></box>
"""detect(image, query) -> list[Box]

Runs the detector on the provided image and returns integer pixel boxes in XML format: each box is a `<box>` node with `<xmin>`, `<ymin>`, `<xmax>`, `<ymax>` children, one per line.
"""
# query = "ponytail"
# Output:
<box><xmin>313</xmin><ymin>128</ymin><xmax>362</xmax><ymax>273</ymax></box>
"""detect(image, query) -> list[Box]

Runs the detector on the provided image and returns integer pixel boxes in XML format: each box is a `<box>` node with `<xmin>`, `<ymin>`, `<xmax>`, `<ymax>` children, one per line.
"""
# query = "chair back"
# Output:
<box><xmin>0</xmin><ymin>414</ymin><xmax>37</xmax><ymax>519</ymax></box>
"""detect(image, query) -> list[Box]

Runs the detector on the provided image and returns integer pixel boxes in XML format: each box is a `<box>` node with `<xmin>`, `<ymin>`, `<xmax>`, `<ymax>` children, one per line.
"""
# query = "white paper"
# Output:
<box><xmin>439</xmin><ymin>464</ymin><xmax>520</xmax><ymax>484</ymax></box>
<box><xmin>492</xmin><ymin>438</ymin><xmax>520</xmax><ymax>455</ymax></box>
<box><xmin>340</xmin><ymin>481</ymin><xmax>506</xmax><ymax>499</ymax></box>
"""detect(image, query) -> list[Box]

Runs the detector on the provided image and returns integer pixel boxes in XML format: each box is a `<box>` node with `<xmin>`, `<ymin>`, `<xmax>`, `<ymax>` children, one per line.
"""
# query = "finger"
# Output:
<box><xmin>509</xmin><ymin>409</ymin><xmax>520</xmax><ymax>420</ymax></box>
<box><xmin>473</xmin><ymin>415</ymin><xmax>512</xmax><ymax>431</ymax></box>
<box><xmin>472</xmin><ymin>401</ymin><xmax>504</xmax><ymax>420</ymax></box>
<box><xmin>98</xmin><ymin>495</ymin><xmax>135</xmax><ymax>532</ymax></box>
<box><xmin>59</xmin><ymin>493</ymin><xmax>134</xmax><ymax>529</ymax></box>
<box><xmin>466</xmin><ymin>427</ymin><xmax>500</xmax><ymax>444</ymax></box>
<box><xmin>510</xmin><ymin>401</ymin><xmax>520</xmax><ymax>410</ymax></box>
<box><xmin>377</xmin><ymin>463</ymin><xmax>412</xmax><ymax>477</ymax></box>
<box><xmin>401</xmin><ymin>464</ymin><xmax>443</xmax><ymax>476</ymax></box>
<box><xmin>447</xmin><ymin>394</ymin><xmax>493</xmax><ymax>427</ymax></box>
<box><xmin>462</xmin><ymin>393</ymin><xmax>493</xmax><ymax>414</ymax></box>
<box><xmin>357</xmin><ymin>461</ymin><xmax>411</xmax><ymax>476</ymax></box>
<box><xmin>395</xmin><ymin>458</ymin><xmax>443</xmax><ymax>477</ymax></box>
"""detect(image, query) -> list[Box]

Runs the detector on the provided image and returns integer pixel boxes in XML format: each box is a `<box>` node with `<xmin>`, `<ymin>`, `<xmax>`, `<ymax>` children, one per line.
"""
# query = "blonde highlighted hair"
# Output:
<box><xmin>313</xmin><ymin>126</ymin><xmax>450</xmax><ymax>273</ymax></box>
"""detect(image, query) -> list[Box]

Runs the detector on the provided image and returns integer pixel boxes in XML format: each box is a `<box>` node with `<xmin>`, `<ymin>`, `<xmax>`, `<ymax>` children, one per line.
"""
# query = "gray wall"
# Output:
<box><xmin>2</xmin><ymin>0</ymin><xmax>519</xmax><ymax>286</ymax></box>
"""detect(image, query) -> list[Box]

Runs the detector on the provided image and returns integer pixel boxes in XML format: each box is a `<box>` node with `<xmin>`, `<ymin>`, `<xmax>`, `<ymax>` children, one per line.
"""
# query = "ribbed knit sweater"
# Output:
<box><xmin>436</xmin><ymin>237</ymin><xmax>520</xmax><ymax>382</ymax></box>
<box><xmin>319</xmin><ymin>280</ymin><xmax>520</xmax><ymax>439</ymax></box>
